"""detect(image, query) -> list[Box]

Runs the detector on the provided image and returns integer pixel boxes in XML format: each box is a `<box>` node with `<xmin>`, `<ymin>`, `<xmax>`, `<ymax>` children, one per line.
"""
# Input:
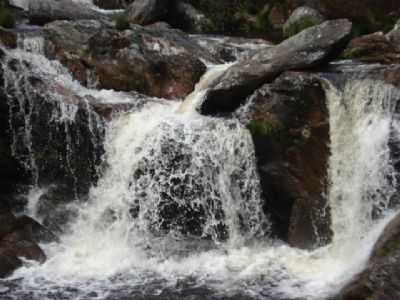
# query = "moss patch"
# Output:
<box><xmin>114</xmin><ymin>13</ymin><xmax>130</xmax><ymax>31</ymax></box>
<box><xmin>248</xmin><ymin>118</ymin><xmax>283</xmax><ymax>136</ymax></box>
<box><xmin>283</xmin><ymin>16</ymin><xmax>321</xmax><ymax>38</ymax></box>
<box><xmin>0</xmin><ymin>6</ymin><xmax>15</xmax><ymax>29</ymax></box>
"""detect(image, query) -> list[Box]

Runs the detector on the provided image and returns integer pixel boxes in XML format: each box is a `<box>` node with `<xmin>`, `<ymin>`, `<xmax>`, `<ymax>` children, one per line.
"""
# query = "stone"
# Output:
<box><xmin>245</xmin><ymin>72</ymin><xmax>331</xmax><ymax>248</ymax></box>
<box><xmin>93</xmin><ymin>0</ymin><xmax>134</xmax><ymax>10</ymax></box>
<box><xmin>201</xmin><ymin>19</ymin><xmax>352</xmax><ymax>115</ymax></box>
<box><xmin>127</xmin><ymin>0</ymin><xmax>170</xmax><ymax>26</ymax></box>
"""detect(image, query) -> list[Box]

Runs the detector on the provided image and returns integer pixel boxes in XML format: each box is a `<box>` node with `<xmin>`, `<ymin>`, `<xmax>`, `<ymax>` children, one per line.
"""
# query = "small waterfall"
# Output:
<box><xmin>3</xmin><ymin>42</ymin><xmax>400</xmax><ymax>300</ymax></box>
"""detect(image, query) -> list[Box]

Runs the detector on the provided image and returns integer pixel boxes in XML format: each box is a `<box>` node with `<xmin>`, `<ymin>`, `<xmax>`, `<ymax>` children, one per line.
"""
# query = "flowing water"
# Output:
<box><xmin>1</xmin><ymin>38</ymin><xmax>400</xmax><ymax>300</ymax></box>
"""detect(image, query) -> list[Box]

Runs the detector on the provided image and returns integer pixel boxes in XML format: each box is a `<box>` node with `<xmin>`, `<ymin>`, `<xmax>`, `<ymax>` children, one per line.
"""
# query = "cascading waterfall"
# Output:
<box><xmin>2</xmin><ymin>39</ymin><xmax>400</xmax><ymax>299</ymax></box>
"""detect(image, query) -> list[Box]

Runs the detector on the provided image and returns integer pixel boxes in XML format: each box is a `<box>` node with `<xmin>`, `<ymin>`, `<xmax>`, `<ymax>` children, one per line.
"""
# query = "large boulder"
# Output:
<box><xmin>341</xmin><ymin>213</ymin><xmax>400</xmax><ymax>300</ymax></box>
<box><xmin>244</xmin><ymin>71</ymin><xmax>331</xmax><ymax>248</ymax></box>
<box><xmin>43</xmin><ymin>20</ymin><xmax>218</xmax><ymax>99</ymax></box>
<box><xmin>127</xmin><ymin>0</ymin><xmax>170</xmax><ymax>25</ymax></box>
<box><xmin>343</xmin><ymin>32</ymin><xmax>400</xmax><ymax>64</ymax></box>
<box><xmin>201</xmin><ymin>19</ymin><xmax>352</xmax><ymax>115</ymax></box>
<box><xmin>169</xmin><ymin>2</ymin><xmax>213</xmax><ymax>34</ymax></box>
<box><xmin>27</xmin><ymin>0</ymin><xmax>108</xmax><ymax>26</ymax></box>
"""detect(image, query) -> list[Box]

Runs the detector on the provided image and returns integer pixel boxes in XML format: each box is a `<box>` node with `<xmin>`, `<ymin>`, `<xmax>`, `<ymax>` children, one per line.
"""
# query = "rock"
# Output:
<box><xmin>1</xmin><ymin>240</ymin><xmax>46</xmax><ymax>263</ymax></box>
<box><xmin>343</xmin><ymin>32</ymin><xmax>400</xmax><ymax>64</ymax></box>
<box><xmin>201</xmin><ymin>19</ymin><xmax>352</xmax><ymax>115</ymax></box>
<box><xmin>0</xmin><ymin>250</ymin><xmax>21</xmax><ymax>278</ymax></box>
<box><xmin>28</xmin><ymin>0</ymin><xmax>108</xmax><ymax>26</ymax></box>
<box><xmin>387</xmin><ymin>19</ymin><xmax>400</xmax><ymax>46</ymax></box>
<box><xmin>190</xmin><ymin>35</ymin><xmax>274</xmax><ymax>62</ymax></box>
<box><xmin>14</xmin><ymin>215</ymin><xmax>58</xmax><ymax>244</ymax></box>
<box><xmin>93</xmin><ymin>0</ymin><xmax>134</xmax><ymax>10</ymax></box>
<box><xmin>0</xmin><ymin>47</ymin><xmax>105</xmax><ymax>197</ymax></box>
<box><xmin>0</xmin><ymin>28</ymin><xmax>17</xmax><ymax>49</ymax></box>
<box><xmin>341</xmin><ymin>213</ymin><xmax>400</xmax><ymax>300</ymax></box>
<box><xmin>245</xmin><ymin>72</ymin><xmax>331</xmax><ymax>248</ymax></box>
<box><xmin>0</xmin><ymin>211</ymin><xmax>17</xmax><ymax>239</ymax></box>
<box><xmin>44</xmin><ymin>20</ymin><xmax>218</xmax><ymax>98</ymax></box>
<box><xmin>169</xmin><ymin>2</ymin><xmax>213</xmax><ymax>34</ymax></box>
<box><xmin>127</xmin><ymin>0</ymin><xmax>170</xmax><ymax>26</ymax></box>
<box><xmin>283</xmin><ymin>6</ymin><xmax>325</xmax><ymax>37</ymax></box>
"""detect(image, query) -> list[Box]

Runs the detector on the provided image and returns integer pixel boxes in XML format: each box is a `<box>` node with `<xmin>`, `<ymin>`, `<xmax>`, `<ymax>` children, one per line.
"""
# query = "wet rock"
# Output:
<box><xmin>190</xmin><ymin>35</ymin><xmax>274</xmax><ymax>62</ymax></box>
<box><xmin>245</xmin><ymin>71</ymin><xmax>331</xmax><ymax>248</ymax></box>
<box><xmin>343</xmin><ymin>32</ymin><xmax>400</xmax><ymax>64</ymax></box>
<box><xmin>127</xmin><ymin>0</ymin><xmax>170</xmax><ymax>26</ymax></box>
<box><xmin>0</xmin><ymin>250</ymin><xmax>21</xmax><ymax>278</ymax></box>
<box><xmin>44</xmin><ymin>20</ymin><xmax>217</xmax><ymax>98</ymax></box>
<box><xmin>283</xmin><ymin>6</ymin><xmax>325</xmax><ymax>37</ymax></box>
<box><xmin>28</xmin><ymin>0</ymin><xmax>108</xmax><ymax>26</ymax></box>
<box><xmin>201</xmin><ymin>19</ymin><xmax>352</xmax><ymax>115</ymax></box>
<box><xmin>0</xmin><ymin>48</ymin><xmax>105</xmax><ymax>197</ymax></box>
<box><xmin>341</xmin><ymin>213</ymin><xmax>400</xmax><ymax>300</ymax></box>
<box><xmin>1</xmin><ymin>240</ymin><xmax>46</xmax><ymax>263</ymax></box>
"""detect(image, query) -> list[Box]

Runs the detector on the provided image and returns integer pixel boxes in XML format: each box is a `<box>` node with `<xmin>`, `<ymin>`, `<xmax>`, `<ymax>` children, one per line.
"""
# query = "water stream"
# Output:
<box><xmin>1</xmin><ymin>37</ymin><xmax>400</xmax><ymax>300</ymax></box>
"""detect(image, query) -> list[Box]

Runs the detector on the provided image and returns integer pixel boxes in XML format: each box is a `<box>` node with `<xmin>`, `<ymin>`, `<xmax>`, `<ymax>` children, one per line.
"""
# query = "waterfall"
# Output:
<box><xmin>3</xmin><ymin>43</ymin><xmax>400</xmax><ymax>299</ymax></box>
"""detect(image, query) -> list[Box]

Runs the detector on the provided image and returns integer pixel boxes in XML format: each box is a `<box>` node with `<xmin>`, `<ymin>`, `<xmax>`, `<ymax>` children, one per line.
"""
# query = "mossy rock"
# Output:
<box><xmin>248</xmin><ymin>118</ymin><xmax>283</xmax><ymax>137</ymax></box>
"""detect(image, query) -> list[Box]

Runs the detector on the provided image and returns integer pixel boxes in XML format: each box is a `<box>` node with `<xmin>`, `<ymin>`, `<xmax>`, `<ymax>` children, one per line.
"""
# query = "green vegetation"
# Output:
<box><xmin>248</xmin><ymin>119</ymin><xmax>282</xmax><ymax>136</ymax></box>
<box><xmin>0</xmin><ymin>5</ymin><xmax>15</xmax><ymax>29</ymax></box>
<box><xmin>283</xmin><ymin>16</ymin><xmax>321</xmax><ymax>38</ymax></box>
<box><xmin>114</xmin><ymin>13</ymin><xmax>130</xmax><ymax>31</ymax></box>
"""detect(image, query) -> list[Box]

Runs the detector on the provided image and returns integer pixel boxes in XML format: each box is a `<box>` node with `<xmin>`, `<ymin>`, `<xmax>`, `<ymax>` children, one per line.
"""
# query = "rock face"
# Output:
<box><xmin>201</xmin><ymin>19</ymin><xmax>352</xmax><ymax>115</ymax></box>
<box><xmin>27</xmin><ymin>0</ymin><xmax>108</xmax><ymax>25</ymax></box>
<box><xmin>343</xmin><ymin>32</ymin><xmax>400</xmax><ymax>64</ymax></box>
<box><xmin>169</xmin><ymin>2</ymin><xmax>213</xmax><ymax>34</ymax></box>
<box><xmin>341</xmin><ymin>213</ymin><xmax>400</xmax><ymax>300</ymax></box>
<box><xmin>245</xmin><ymin>72</ymin><xmax>331</xmax><ymax>247</ymax></box>
<box><xmin>127</xmin><ymin>0</ymin><xmax>170</xmax><ymax>25</ymax></box>
<box><xmin>43</xmin><ymin>20</ymin><xmax>217</xmax><ymax>99</ymax></box>
<box><xmin>283</xmin><ymin>6</ymin><xmax>325</xmax><ymax>37</ymax></box>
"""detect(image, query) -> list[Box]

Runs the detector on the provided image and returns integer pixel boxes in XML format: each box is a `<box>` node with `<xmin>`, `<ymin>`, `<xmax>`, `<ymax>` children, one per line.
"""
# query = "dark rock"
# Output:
<box><xmin>201</xmin><ymin>19</ymin><xmax>352</xmax><ymax>115</ymax></box>
<box><xmin>343</xmin><ymin>32</ymin><xmax>400</xmax><ymax>64</ymax></box>
<box><xmin>93</xmin><ymin>0</ymin><xmax>134</xmax><ymax>10</ymax></box>
<box><xmin>0</xmin><ymin>211</ymin><xmax>17</xmax><ymax>239</ymax></box>
<box><xmin>1</xmin><ymin>240</ymin><xmax>46</xmax><ymax>263</ymax></box>
<box><xmin>341</xmin><ymin>213</ymin><xmax>400</xmax><ymax>300</ymax></box>
<box><xmin>27</xmin><ymin>0</ymin><xmax>109</xmax><ymax>26</ymax></box>
<box><xmin>0</xmin><ymin>47</ymin><xmax>105</xmax><ymax>198</ymax></box>
<box><xmin>245</xmin><ymin>71</ymin><xmax>331</xmax><ymax>248</ymax></box>
<box><xmin>0</xmin><ymin>250</ymin><xmax>21</xmax><ymax>278</ymax></box>
<box><xmin>44</xmin><ymin>20</ymin><xmax>218</xmax><ymax>98</ymax></box>
<box><xmin>14</xmin><ymin>215</ymin><xmax>58</xmax><ymax>244</ymax></box>
<box><xmin>169</xmin><ymin>2</ymin><xmax>213</xmax><ymax>34</ymax></box>
<box><xmin>127</xmin><ymin>0</ymin><xmax>170</xmax><ymax>26</ymax></box>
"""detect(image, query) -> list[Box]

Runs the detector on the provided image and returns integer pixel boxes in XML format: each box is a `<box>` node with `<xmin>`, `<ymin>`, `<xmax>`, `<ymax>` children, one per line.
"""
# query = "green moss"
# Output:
<box><xmin>114</xmin><ymin>13</ymin><xmax>130</xmax><ymax>31</ymax></box>
<box><xmin>248</xmin><ymin>119</ymin><xmax>282</xmax><ymax>136</ymax></box>
<box><xmin>377</xmin><ymin>238</ymin><xmax>400</xmax><ymax>258</ymax></box>
<box><xmin>283</xmin><ymin>16</ymin><xmax>321</xmax><ymax>38</ymax></box>
<box><xmin>0</xmin><ymin>6</ymin><xmax>15</xmax><ymax>29</ymax></box>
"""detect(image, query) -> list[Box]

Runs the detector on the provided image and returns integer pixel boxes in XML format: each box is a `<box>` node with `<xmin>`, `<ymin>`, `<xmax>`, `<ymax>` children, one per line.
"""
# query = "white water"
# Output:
<box><xmin>2</xmin><ymin>43</ymin><xmax>400</xmax><ymax>299</ymax></box>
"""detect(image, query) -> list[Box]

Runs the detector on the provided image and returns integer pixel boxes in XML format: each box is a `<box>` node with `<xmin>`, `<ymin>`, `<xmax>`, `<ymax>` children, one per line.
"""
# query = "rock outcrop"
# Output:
<box><xmin>244</xmin><ymin>72</ymin><xmax>331</xmax><ymax>248</ymax></box>
<box><xmin>43</xmin><ymin>20</ymin><xmax>217</xmax><ymax>99</ymax></box>
<box><xmin>127</xmin><ymin>0</ymin><xmax>170</xmax><ymax>26</ymax></box>
<box><xmin>201</xmin><ymin>19</ymin><xmax>352</xmax><ymax>115</ymax></box>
